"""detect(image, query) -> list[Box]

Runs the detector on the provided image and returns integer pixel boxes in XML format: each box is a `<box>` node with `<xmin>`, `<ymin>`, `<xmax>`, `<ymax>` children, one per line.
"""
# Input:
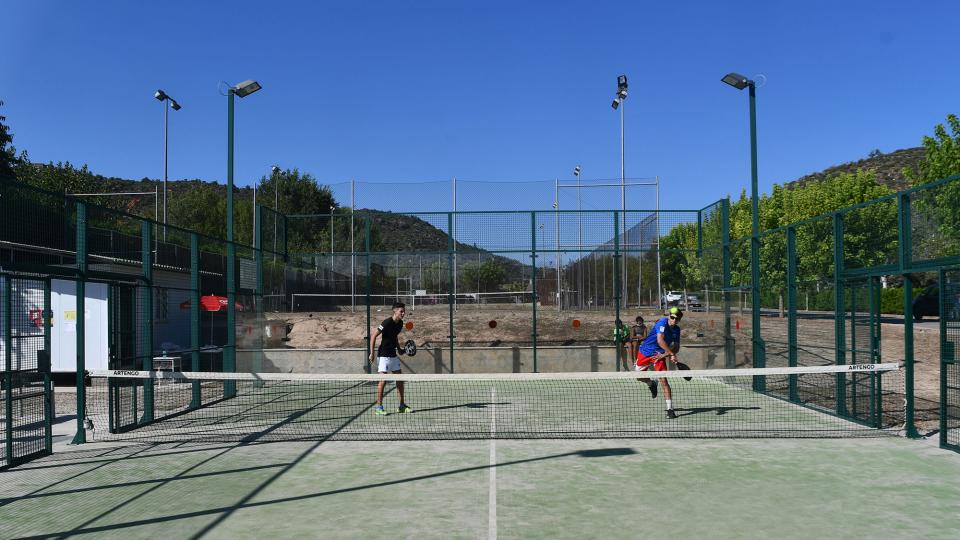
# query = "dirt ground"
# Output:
<box><xmin>270</xmin><ymin>307</ymin><xmax>941</xmax><ymax>432</ymax></box>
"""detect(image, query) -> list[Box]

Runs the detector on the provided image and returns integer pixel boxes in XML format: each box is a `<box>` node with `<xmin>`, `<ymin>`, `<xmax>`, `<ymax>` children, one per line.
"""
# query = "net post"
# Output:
<box><xmin>903</xmin><ymin>276</ymin><xmax>918</xmax><ymax>437</ymax></box>
<box><xmin>140</xmin><ymin>219</ymin><xmax>155</xmax><ymax>422</ymax></box>
<box><xmin>722</xmin><ymin>199</ymin><xmax>734</xmax><ymax>368</ymax></box>
<box><xmin>613</xmin><ymin>210</ymin><xmax>622</xmax><ymax>371</ymax></box>
<box><xmin>71</xmin><ymin>202</ymin><xmax>88</xmax><ymax>444</ymax></box>
<box><xmin>786</xmin><ymin>225</ymin><xmax>798</xmax><ymax>402</ymax></box>
<box><xmin>531</xmin><ymin>211</ymin><xmax>538</xmax><ymax>373</ymax></box>
<box><xmin>448</xmin><ymin>212</ymin><xmax>455</xmax><ymax>373</ymax></box>
<box><xmin>832</xmin><ymin>212</ymin><xmax>847</xmax><ymax>417</ymax></box>
<box><xmin>190</xmin><ymin>233</ymin><xmax>201</xmax><ymax>408</ymax></box>
<box><xmin>871</xmin><ymin>276</ymin><xmax>882</xmax><ymax>427</ymax></box>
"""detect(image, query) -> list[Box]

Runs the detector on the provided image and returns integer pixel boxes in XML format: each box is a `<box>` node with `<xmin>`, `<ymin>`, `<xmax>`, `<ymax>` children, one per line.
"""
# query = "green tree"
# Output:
<box><xmin>461</xmin><ymin>259</ymin><xmax>507</xmax><ymax>293</ymax></box>
<box><xmin>908</xmin><ymin>114</ymin><xmax>960</xmax><ymax>184</ymax></box>
<box><xmin>906</xmin><ymin>114</ymin><xmax>960</xmax><ymax>260</ymax></box>
<box><xmin>0</xmin><ymin>100</ymin><xmax>15</xmax><ymax>179</ymax></box>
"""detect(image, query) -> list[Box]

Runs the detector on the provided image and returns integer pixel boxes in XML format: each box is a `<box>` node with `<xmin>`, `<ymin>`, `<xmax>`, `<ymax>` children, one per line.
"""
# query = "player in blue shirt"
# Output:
<box><xmin>636</xmin><ymin>307</ymin><xmax>683</xmax><ymax>419</ymax></box>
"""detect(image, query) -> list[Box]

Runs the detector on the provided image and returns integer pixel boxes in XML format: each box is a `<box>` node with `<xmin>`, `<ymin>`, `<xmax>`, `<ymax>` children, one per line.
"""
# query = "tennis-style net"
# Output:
<box><xmin>83</xmin><ymin>363</ymin><xmax>904</xmax><ymax>443</ymax></box>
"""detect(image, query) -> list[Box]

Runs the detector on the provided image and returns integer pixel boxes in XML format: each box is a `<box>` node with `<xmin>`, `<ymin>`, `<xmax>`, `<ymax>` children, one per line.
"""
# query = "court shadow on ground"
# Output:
<box><xmin>675</xmin><ymin>406</ymin><xmax>761</xmax><ymax>417</ymax></box>
<box><xmin>402</xmin><ymin>401</ymin><xmax>512</xmax><ymax>414</ymax></box>
<box><xmin>3</xmin><ymin>442</ymin><xmax>636</xmax><ymax>539</ymax></box>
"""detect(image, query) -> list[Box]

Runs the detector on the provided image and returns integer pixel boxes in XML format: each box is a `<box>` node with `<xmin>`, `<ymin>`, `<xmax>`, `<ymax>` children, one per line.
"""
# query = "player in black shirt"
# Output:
<box><xmin>369</xmin><ymin>302</ymin><xmax>412</xmax><ymax>414</ymax></box>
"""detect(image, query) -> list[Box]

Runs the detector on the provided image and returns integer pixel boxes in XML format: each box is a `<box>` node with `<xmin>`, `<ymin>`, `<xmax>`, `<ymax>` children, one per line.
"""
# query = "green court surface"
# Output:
<box><xmin>85</xmin><ymin>369</ymin><xmax>899</xmax><ymax>443</ymax></box>
<box><xmin>1</xmin><ymin>435</ymin><xmax>958</xmax><ymax>539</ymax></box>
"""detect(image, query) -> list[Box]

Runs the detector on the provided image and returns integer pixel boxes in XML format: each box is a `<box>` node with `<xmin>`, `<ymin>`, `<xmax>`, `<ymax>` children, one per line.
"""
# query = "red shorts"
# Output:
<box><xmin>635</xmin><ymin>352</ymin><xmax>667</xmax><ymax>372</ymax></box>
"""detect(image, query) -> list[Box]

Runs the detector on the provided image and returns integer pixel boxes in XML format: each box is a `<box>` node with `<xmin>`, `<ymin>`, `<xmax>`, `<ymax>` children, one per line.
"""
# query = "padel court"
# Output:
<box><xmin>1</xmin><ymin>433</ymin><xmax>958</xmax><ymax>538</ymax></box>
<box><xmin>2</xmin><ymin>364</ymin><xmax>960</xmax><ymax>539</ymax></box>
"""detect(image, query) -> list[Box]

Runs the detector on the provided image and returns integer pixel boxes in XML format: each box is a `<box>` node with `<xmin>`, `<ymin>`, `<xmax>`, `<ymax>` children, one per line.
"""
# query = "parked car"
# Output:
<box><xmin>661</xmin><ymin>291</ymin><xmax>683</xmax><ymax>307</ymax></box>
<box><xmin>912</xmin><ymin>284</ymin><xmax>938</xmax><ymax>321</ymax></box>
<box><xmin>685</xmin><ymin>294</ymin><xmax>703</xmax><ymax>310</ymax></box>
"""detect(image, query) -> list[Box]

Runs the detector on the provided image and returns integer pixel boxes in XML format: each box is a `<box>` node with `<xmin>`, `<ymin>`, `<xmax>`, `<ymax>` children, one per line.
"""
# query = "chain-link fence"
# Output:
<box><xmin>6</xmin><ymin>173</ymin><xmax>960</xmax><ymax>450</ymax></box>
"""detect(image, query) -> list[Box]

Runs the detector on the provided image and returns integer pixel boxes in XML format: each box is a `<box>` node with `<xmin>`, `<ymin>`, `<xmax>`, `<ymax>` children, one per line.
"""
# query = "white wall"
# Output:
<box><xmin>51</xmin><ymin>279</ymin><xmax>108</xmax><ymax>372</ymax></box>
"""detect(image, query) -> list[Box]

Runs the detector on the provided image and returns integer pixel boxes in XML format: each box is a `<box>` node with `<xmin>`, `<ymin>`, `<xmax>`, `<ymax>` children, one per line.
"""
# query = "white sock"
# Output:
<box><xmin>665</xmin><ymin>399</ymin><xmax>673</xmax><ymax>410</ymax></box>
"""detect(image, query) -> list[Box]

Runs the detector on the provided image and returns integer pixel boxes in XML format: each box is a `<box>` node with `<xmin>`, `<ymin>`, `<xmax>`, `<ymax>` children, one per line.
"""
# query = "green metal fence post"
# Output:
<box><xmin>448</xmin><ymin>212</ymin><xmax>456</xmax><ymax>373</ymax></box>
<box><xmin>722</xmin><ymin>199</ymin><xmax>734</xmax><ymax>368</ymax></box>
<box><xmin>898</xmin><ymin>193</ymin><xmax>919</xmax><ymax>437</ymax></box>
<box><xmin>871</xmin><ymin>276</ymin><xmax>882</xmax><ymax>427</ymax></box>
<box><xmin>938</xmin><ymin>268</ymin><xmax>948</xmax><ymax>446</ymax></box>
<box><xmin>140</xmin><ymin>219</ymin><xmax>154</xmax><ymax>423</ymax></box>
<box><xmin>903</xmin><ymin>278</ymin><xmax>918</xmax><ymax>437</ymax></box>
<box><xmin>43</xmin><ymin>279</ymin><xmax>52</xmax><ymax>450</ymax></box>
<box><xmin>833</xmin><ymin>212</ymin><xmax>846</xmax><ymax>416</ymax></box>
<box><xmin>531</xmin><ymin>212</ymin><xmax>538</xmax><ymax>373</ymax></box>
<box><xmin>3</xmin><ymin>275</ymin><xmax>13</xmax><ymax>461</ymax></box>
<box><xmin>71</xmin><ymin>202</ymin><xmax>88</xmax><ymax>444</ymax></box>
<box><xmin>254</xmin><ymin>205</ymin><xmax>264</xmax><ymax>374</ymax></box>
<box><xmin>225</xmin><ymin>235</ymin><xmax>237</xmax><ymax>397</ymax></box>
<box><xmin>190</xmin><ymin>233</ymin><xmax>201</xmax><ymax>408</ymax></box>
<box><xmin>786</xmin><ymin>225</ymin><xmax>798</xmax><ymax>401</ymax></box>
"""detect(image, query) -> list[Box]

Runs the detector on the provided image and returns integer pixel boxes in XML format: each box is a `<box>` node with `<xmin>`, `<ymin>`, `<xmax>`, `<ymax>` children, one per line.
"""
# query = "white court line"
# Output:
<box><xmin>488</xmin><ymin>386</ymin><xmax>497</xmax><ymax>540</ymax></box>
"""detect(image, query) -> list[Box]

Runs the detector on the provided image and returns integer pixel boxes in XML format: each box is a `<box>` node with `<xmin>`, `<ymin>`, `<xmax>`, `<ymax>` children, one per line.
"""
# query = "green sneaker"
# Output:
<box><xmin>374</xmin><ymin>405</ymin><xmax>387</xmax><ymax>415</ymax></box>
<box><xmin>397</xmin><ymin>404</ymin><xmax>413</xmax><ymax>414</ymax></box>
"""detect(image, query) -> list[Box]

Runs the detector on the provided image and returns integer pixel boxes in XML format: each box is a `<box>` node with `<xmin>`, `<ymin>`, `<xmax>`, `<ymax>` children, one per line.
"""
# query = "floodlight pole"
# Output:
<box><xmin>163</xmin><ymin>99</ymin><xmax>169</xmax><ymax>238</ymax></box>
<box><xmin>748</xmin><ymin>82</ymin><xmax>762</xmax><ymax>375</ymax></box>
<box><xmin>155</xmin><ymin>90</ymin><xmax>179</xmax><ymax>239</ymax></box>
<box><xmin>722</xmin><ymin>72</ymin><xmax>762</xmax><ymax>376</ymax></box>
<box><xmin>226</xmin><ymin>88</ymin><xmax>236</xmax><ymax>385</ymax></box>
<box><xmin>227</xmin><ymin>89</ymin><xmax>235</xmax><ymax>245</ymax></box>
<box><xmin>619</xmin><ymin>98</ymin><xmax>627</xmax><ymax>308</ymax></box>
<box><xmin>555</xmin><ymin>178</ymin><xmax>561</xmax><ymax>312</ymax></box>
<box><xmin>576</xmin><ymin>166</ymin><xmax>583</xmax><ymax>309</ymax></box>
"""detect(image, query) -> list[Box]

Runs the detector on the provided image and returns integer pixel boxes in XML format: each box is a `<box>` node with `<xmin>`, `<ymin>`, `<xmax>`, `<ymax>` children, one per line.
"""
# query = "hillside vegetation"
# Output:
<box><xmin>2</xmin><ymin>98</ymin><xmax>960</xmax><ymax>300</ymax></box>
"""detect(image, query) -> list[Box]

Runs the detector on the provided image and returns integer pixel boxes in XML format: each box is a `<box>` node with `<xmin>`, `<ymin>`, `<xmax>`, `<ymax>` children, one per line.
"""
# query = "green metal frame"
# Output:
<box><xmin>940</xmin><ymin>267</ymin><xmax>960</xmax><ymax>452</ymax></box>
<box><xmin>3</xmin><ymin>275</ymin><xmax>12</xmax><ymax>464</ymax></box>
<box><xmin>71</xmin><ymin>203</ymin><xmax>88</xmax><ymax>445</ymax></box>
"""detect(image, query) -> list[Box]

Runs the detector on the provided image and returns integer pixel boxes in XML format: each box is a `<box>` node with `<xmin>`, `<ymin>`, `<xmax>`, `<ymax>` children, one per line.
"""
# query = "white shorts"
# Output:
<box><xmin>377</xmin><ymin>356</ymin><xmax>401</xmax><ymax>373</ymax></box>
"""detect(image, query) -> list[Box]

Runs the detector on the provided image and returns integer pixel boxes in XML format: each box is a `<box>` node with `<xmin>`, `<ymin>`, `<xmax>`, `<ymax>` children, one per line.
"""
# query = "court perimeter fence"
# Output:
<box><xmin>2</xmin><ymin>173</ymin><xmax>960</xmax><ymax>452</ymax></box>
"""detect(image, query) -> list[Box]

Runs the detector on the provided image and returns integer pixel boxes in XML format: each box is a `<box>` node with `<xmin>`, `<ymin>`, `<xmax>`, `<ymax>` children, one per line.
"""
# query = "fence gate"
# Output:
<box><xmin>940</xmin><ymin>268</ymin><xmax>960</xmax><ymax>453</ymax></box>
<box><xmin>843</xmin><ymin>277</ymin><xmax>883</xmax><ymax>426</ymax></box>
<box><xmin>1</xmin><ymin>273</ymin><xmax>53</xmax><ymax>470</ymax></box>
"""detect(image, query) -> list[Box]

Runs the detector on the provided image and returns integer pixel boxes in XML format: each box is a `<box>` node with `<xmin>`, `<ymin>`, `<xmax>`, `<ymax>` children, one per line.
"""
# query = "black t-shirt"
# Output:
<box><xmin>377</xmin><ymin>317</ymin><xmax>403</xmax><ymax>357</ymax></box>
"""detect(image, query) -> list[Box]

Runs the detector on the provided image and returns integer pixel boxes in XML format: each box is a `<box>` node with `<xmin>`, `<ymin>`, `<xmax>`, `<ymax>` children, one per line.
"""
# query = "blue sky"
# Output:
<box><xmin>2</xmin><ymin>0</ymin><xmax>957</xmax><ymax>213</ymax></box>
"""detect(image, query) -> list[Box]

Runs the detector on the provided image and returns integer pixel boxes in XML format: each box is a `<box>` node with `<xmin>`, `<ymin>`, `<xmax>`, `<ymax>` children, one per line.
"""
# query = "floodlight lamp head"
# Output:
<box><xmin>154</xmin><ymin>90</ymin><xmax>167</xmax><ymax>101</ymax></box>
<box><xmin>721</xmin><ymin>72</ymin><xmax>752</xmax><ymax>90</ymax></box>
<box><xmin>271</xmin><ymin>165</ymin><xmax>280</xmax><ymax>174</ymax></box>
<box><xmin>617</xmin><ymin>74</ymin><xmax>628</xmax><ymax>90</ymax></box>
<box><xmin>574</xmin><ymin>165</ymin><xmax>581</xmax><ymax>176</ymax></box>
<box><xmin>611</xmin><ymin>99</ymin><xmax>620</xmax><ymax>110</ymax></box>
<box><xmin>170</xmin><ymin>100</ymin><xmax>182</xmax><ymax>111</ymax></box>
<box><xmin>232</xmin><ymin>80</ymin><xmax>262</xmax><ymax>98</ymax></box>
